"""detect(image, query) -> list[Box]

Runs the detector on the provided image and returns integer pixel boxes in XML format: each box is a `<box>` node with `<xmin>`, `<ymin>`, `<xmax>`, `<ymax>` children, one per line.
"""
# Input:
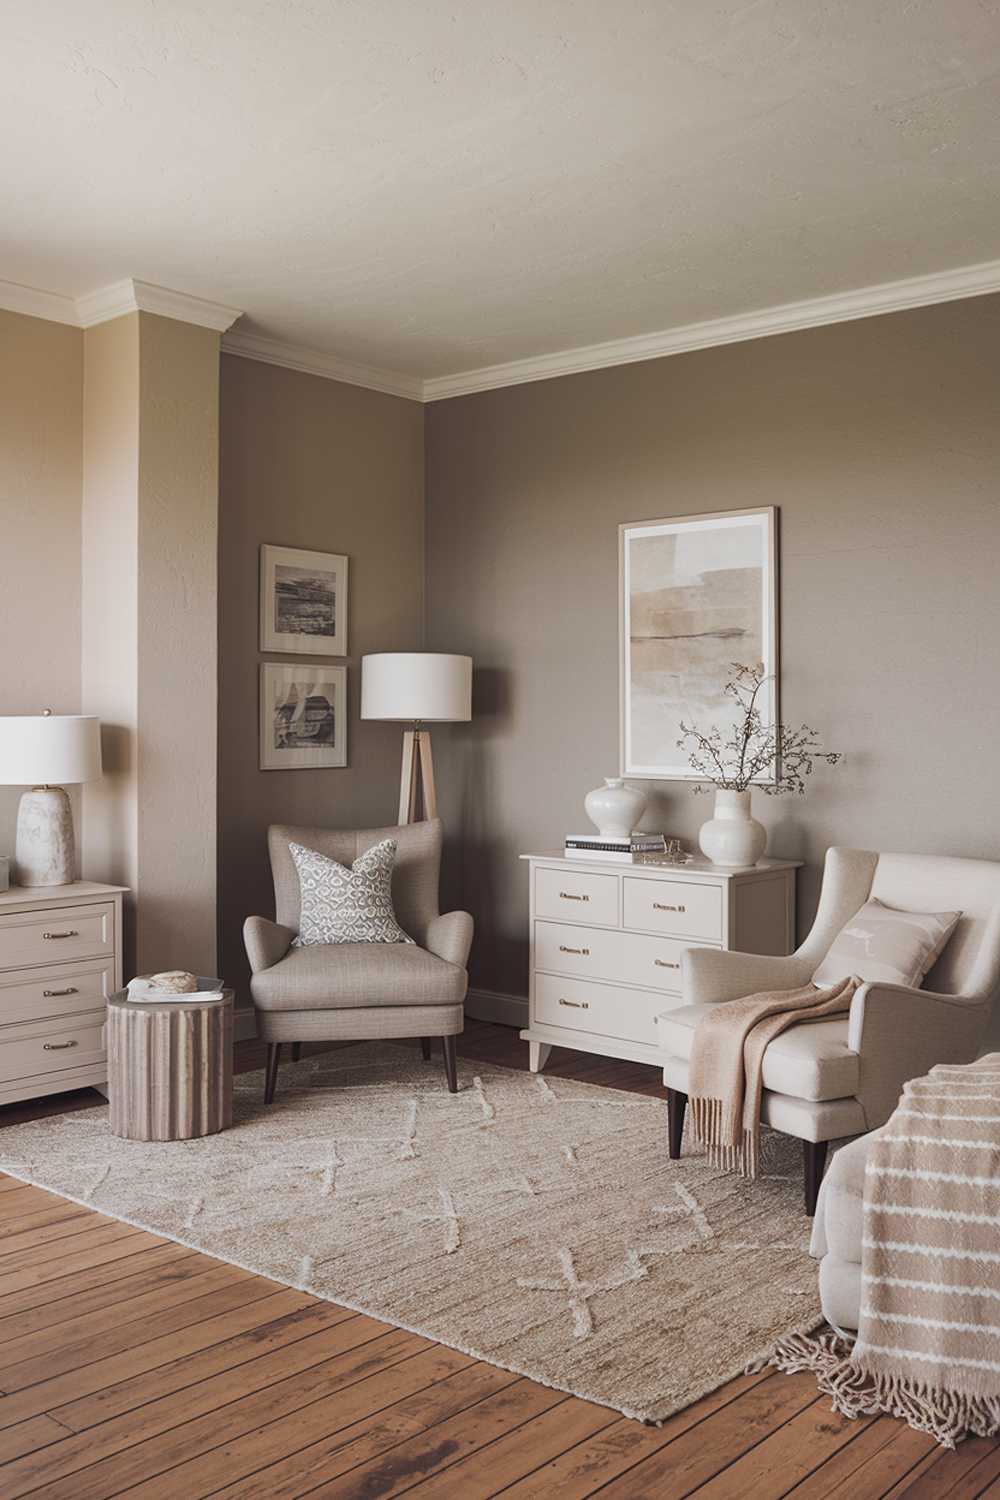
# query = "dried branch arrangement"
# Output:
<box><xmin>677</xmin><ymin>663</ymin><xmax>842</xmax><ymax>795</ymax></box>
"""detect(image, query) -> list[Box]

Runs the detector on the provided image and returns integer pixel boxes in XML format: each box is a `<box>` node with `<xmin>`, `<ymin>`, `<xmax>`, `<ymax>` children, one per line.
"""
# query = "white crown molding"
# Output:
<box><xmin>421</xmin><ymin>256</ymin><xmax>1000</xmax><ymax>401</ymax></box>
<box><xmin>0</xmin><ymin>278</ymin><xmax>78</xmax><ymax>325</ymax></box>
<box><xmin>221</xmin><ymin>329</ymin><xmax>423</xmax><ymax>401</ymax></box>
<box><xmin>76</xmin><ymin>278</ymin><xmax>242</xmax><ymax>332</ymax></box>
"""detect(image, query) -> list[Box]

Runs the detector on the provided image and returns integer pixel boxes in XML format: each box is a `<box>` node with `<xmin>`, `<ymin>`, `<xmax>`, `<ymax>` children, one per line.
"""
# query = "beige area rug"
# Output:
<box><xmin>0</xmin><ymin>1044</ymin><xmax>822</xmax><ymax>1423</ymax></box>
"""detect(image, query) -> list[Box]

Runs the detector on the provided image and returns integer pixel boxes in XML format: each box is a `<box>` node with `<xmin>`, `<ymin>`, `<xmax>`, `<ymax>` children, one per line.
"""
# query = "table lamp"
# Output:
<box><xmin>361</xmin><ymin>654</ymin><xmax>472</xmax><ymax>824</ymax></box>
<box><xmin>0</xmin><ymin>712</ymin><xmax>103</xmax><ymax>886</ymax></box>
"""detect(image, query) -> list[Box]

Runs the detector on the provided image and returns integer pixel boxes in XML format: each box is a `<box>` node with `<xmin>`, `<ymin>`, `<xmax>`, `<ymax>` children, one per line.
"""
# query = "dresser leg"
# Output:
<box><xmin>528</xmin><ymin>1041</ymin><xmax>552</xmax><ymax>1073</ymax></box>
<box><xmin>667</xmin><ymin>1088</ymin><xmax>687</xmax><ymax>1159</ymax></box>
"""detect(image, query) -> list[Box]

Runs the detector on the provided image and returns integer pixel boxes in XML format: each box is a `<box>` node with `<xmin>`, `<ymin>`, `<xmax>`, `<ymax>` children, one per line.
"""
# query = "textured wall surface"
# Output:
<box><xmin>0</xmin><ymin>309</ymin><xmax>83</xmax><ymax>859</ymax></box>
<box><xmin>218</xmin><ymin>355</ymin><xmax>425</xmax><ymax>1004</ymax></box>
<box><xmin>425</xmin><ymin>297</ymin><xmax>1000</xmax><ymax>1006</ymax></box>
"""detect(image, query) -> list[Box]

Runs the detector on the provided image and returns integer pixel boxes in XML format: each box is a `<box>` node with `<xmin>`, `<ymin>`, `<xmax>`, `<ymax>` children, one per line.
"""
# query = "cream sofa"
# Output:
<box><xmin>658</xmin><ymin>847</ymin><xmax>1000</xmax><ymax>1213</ymax></box>
<box><xmin>810</xmin><ymin>1130</ymin><xmax>878</xmax><ymax>1332</ymax></box>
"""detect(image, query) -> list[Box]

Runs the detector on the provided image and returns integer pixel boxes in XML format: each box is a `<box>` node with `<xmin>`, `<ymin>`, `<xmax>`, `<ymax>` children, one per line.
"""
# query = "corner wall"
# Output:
<box><xmin>425</xmin><ymin>297</ymin><xmax>1000</xmax><ymax>1002</ymax></box>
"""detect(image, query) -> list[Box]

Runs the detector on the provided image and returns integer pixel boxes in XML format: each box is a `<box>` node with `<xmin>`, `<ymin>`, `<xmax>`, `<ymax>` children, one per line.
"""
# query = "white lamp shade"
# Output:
<box><xmin>361</xmin><ymin>654</ymin><xmax>472</xmax><ymax>723</ymax></box>
<box><xmin>0</xmin><ymin>715</ymin><xmax>103</xmax><ymax>786</ymax></box>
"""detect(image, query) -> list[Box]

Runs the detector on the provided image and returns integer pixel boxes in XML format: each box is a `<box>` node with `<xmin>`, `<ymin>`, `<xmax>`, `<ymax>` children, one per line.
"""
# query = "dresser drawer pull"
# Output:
<box><xmin>43</xmin><ymin>987</ymin><xmax>79</xmax><ymax>997</ymax></box>
<box><xmin>43</xmin><ymin>1040</ymin><xmax>78</xmax><ymax>1051</ymax></box>
<box><xmin>558</xmin><ymin>892</ymin><xmax>589</xmax><ymax>902</ymax></box>
<box><xmin>558</xmin><ymin>945</ymin><xmax>590</xmax><ymax>956</ymax></box>
<box><xmin>654</xmin><ymin>959</ymin><xmax>680</xmax><ymax>969</ymax></box>
<box><xmin>558</xmin><ymin>998</ymin><xmax>590</xmax><ymax>1010</ymax></box>
<box><xmin>43</xmin><ymin>930</ymin><xmax>79</xmax><ymax>940</ymax></box>
<box><xmin>652</xmin><ymin>903</ymin><xmax>685</xmax><ymax>914</ymax></box>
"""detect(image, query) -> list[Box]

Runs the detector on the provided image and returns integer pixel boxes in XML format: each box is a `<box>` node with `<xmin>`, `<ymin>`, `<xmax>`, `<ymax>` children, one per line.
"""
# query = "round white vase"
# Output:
<box><xmin>584</xmin><ymin>777</ymin><xmax>647</xmax><ymax>838</ymax></box>
<box><xmin>698</xmin><ymin>789</ymin><xmax>767</xmax><ymax>867</ymax></box>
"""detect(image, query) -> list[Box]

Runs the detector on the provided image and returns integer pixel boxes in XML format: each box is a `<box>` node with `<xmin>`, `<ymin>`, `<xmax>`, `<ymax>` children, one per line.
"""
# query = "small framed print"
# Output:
<box><xmin>260</xmin><ymin>663</ymin><xmax>347</xmax><ymax>770</ymax></box>
<box><xmin>260</xmin><ymin>544</ymin><xmax>348</xmax><ymax>656</ymax></box>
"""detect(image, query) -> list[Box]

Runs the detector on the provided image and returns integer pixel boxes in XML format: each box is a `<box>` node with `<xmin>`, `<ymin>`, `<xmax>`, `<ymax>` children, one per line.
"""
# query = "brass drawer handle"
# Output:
<box><xmin>558</xmin><ymin>892</ymin><xmax>589</xmax><ymax>902</ymax></box>
<box><xmin>654</xmin><ymin>959</ymin><xmax>680</xmax><ymax>969</ymax></box>
<box><xmin>43</xmin><ymin>1040</ymin><xmax>78</xmax><ymax>1051</ymax></box>
<box><xmin>652</xmin><ymin>903</ymin><xmax>685</xmax><ymax>914</ymax></box>
<box><xmin>43</xmin><ymin>930</ymin><xmax>79</xmax><ymax>940</ymax></box>
<box><xmin>558</xmin><ymin>998</ymin><xmax>590</xmax><ymax>1010</ymax></box>
<box><xmin>558</xmin><ymin>945</ymin><xmax>590</xmax><ymax>956</ymax></box>
<box><xmin>44</xmin><ymin>987</ymin><xmax>78</xmax><ymax>997</ymax></box>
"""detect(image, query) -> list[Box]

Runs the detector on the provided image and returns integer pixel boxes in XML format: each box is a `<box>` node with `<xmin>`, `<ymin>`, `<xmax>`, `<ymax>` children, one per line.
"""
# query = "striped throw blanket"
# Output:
<box><xmin>773</xmin><ymin>1053</ymin><xmax>1000</xmax><ymax>1448</ymax></box>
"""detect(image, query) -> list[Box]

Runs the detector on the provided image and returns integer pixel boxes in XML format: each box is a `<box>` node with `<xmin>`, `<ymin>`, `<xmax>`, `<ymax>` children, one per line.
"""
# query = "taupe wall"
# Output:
<box><xmin>425</xmin><ymin>297</ymin><xmax>1000</xmax><ymax>1001</ymax></box>
<box><xmin>218</xmin><ymin>355</ymin><xmax>425</xmax><ymax>1002</ymax></box>
<box><xmin>0</xmin><ymin>309</ymin><xmax>83</xmax><ymax>857</ymax></box>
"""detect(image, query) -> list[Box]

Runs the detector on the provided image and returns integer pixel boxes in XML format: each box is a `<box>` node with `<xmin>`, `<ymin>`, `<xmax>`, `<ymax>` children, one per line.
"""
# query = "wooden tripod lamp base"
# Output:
<box><xmin>399</xmin><ymin>729</ymin><xmax>438</xmax><ymax>825</ymax></box>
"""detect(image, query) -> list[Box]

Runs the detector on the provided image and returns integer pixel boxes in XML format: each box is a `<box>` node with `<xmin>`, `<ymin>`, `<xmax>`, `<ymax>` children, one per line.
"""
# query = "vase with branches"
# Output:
<box><xmin>677</xmin><ymin>663</ymin><xmax>842</xmax><ymax>865</ymax></box>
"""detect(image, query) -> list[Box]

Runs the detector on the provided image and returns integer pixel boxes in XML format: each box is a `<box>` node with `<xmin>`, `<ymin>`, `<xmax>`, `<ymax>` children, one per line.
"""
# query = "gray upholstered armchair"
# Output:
<box><xmin>243</xmin><ymin>818</ymin><xmax>473</xmax><ymax>1102</ymax></box>
<box><xmin>658</xmin><ymin>848</ymin><xmax>1000</xmax><ymax>1213</ymax></box>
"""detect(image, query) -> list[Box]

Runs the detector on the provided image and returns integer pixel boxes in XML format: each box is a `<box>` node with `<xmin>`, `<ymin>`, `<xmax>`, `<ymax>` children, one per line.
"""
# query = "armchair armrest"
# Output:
<box><xmin>425</xmin><ymin>910</ymin><xmax>474</xmax><ymax>969</ymax></box>
<box><xmin>848</xmin><ymin>981</ymin><xmax>990</xmax><ymax>1128</ymax></box>
<box><xmin>243</xmin><ymin>916</ymin><xmax>295</xmax><ymax>975</ymax></box>
<box><xmin>682</xmin><ymin>946</ymin><xmax>815</xmax><ymax>1005</ymax></box>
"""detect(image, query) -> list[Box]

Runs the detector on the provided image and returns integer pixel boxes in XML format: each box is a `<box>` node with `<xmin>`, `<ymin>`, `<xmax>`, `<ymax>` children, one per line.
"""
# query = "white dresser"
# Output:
<box><xmin>0</xmin><ymin>881</ymin><xmax>126</xmax><ymax>1106</ymax></box>
<box><xmin>519</xmin><ymin>852</ymin><xmax>800</xmax><ymax>1071</ymax></box>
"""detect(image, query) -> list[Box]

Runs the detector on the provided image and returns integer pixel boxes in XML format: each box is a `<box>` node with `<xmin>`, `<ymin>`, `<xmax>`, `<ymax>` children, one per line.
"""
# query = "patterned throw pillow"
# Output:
<box><xmin>812</xmin><ymin>897</ymin><xmax>960</xmax><ymax>989</ymax></box>
<box><xmin>290</xmin><ymin>839</ymin><xmax>415</xmax><ymax>946</ymax></box>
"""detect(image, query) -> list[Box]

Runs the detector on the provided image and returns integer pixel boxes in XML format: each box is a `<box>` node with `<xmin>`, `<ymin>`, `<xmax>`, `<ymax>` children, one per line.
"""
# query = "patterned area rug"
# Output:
<box><xmin>0</xmin><ymin>1044</ymin><xmax>822</xmax><ymax>1422</ymax></box>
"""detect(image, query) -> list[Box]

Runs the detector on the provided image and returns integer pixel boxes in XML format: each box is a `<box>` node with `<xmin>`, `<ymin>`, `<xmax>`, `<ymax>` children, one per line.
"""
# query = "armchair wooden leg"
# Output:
<box><xmin>804</xmin><ymin>1139</ymin><xmax>828</xmax><ymax>1216</ymax></box>
<box><xmin>291</xmin><ymin>1042</ymin><xmax>301</xmax><ymax>1062</ymax></box>
<box><xmin>442</xmin><ymin>1035</ymin><xmax>458</xmax><ymax>1093</ymax></box>
<box><xmin>420</xmin><ymin>1037</ymin><xmax>432</xmax><ymax>1061</ymax></box>
<box><xmin>264</xmin><ymin>1043</ymin><xmax>281</xmax><ymax>1105</ymax></box>
<box><xmin>667</xmin><ymin>1089</ymin><xmax>687</xmax><ymax>1159</ymax></box>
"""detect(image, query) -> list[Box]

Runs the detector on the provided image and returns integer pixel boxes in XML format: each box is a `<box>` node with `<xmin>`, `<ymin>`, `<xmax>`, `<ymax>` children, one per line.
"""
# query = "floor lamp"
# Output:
<box><xmin>361</xmin><ymin>654</ymin><xmax>472</xmax><ymax>824</ymax></box>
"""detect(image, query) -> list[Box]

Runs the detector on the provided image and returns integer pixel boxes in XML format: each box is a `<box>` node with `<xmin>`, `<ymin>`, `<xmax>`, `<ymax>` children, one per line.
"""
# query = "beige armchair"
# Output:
<box><xmin>658</xmin><ymin>848</ymin><xmax>1000</xmax><ymax>1213</ymax></box>
<box><xmin>244</xmin><ymin>818</ymin><xmax>473</xmax><ymax>1102</ymax></box>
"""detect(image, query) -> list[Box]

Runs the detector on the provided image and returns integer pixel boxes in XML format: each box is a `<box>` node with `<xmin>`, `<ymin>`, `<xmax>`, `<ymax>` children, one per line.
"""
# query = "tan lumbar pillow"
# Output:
<box><xmin>813</xmin><ymin>898</ymin><xmax>960</xmax><ymax>990</ymax></box>
<box><xmin>142</xmin><ymin>970</ymin><xmax>199</xmax><ymax>994</ymax></box>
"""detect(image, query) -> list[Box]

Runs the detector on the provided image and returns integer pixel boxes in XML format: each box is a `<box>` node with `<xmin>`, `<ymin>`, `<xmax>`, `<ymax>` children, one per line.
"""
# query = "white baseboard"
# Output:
<box><xmin>465</xmin><ymin>988</ymin><xmax>528</xmax><ymax>1029</ymax></box>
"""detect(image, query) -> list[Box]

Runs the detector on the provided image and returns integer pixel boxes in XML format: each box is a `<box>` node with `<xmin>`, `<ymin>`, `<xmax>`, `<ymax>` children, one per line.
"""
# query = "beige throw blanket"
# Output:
<box><xmin>688</xmin><ymin>976</ymin><xmax>859</xmax><ymax>1179</ymax></box>
<box><xmin>773</xmin><ymin>1054</ymin><xmax>1000</xmax><ymax>1448</ymax></box>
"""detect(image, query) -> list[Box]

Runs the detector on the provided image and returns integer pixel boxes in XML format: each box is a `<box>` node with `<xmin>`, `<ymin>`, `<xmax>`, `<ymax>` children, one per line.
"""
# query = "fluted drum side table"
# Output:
<box><xmin>107</xmin><ymin>986</ymin><xmax>234</xmax><ymax>1141</ymax></box>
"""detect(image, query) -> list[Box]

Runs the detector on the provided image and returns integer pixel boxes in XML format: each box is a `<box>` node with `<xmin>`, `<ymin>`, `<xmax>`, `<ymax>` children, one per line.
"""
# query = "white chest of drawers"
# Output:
<box><xmin>0</xmin><ymin>881</ymin><xmax>126</xmax><ymax>1106</ymax></box>
<box><xmin>520</xmin><ymin>853</ymin><xmax>799</xmax><ymax>1072</ymax></box>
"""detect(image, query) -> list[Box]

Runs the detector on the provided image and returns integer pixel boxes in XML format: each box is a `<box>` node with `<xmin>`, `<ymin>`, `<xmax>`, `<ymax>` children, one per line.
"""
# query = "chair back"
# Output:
<box><xmin>267</xmin><ymin>817</ymin><xmax>442</xmax><ymax>946</ymax></box>
<box><xmin>869</xmin><ymin>852</ymin><xmax>1000</xmax><ymax>1000</ymax></box>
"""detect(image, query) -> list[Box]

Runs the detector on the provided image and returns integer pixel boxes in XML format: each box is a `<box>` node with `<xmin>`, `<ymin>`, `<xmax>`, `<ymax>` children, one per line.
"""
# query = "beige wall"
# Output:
<box><xmin>425</xmin><ymin>297</ymin><xmax>1000</xmax><ymax>1002</ymax></box>
<box><xmin>0</xmin><ymin>309</ymin><xmax>83</xmax><ymax>859</ymax></box>
<box><xmin>218</xmin><ymin>355</ymin><xmax>425</xmax><ymax>1003</ymax></box>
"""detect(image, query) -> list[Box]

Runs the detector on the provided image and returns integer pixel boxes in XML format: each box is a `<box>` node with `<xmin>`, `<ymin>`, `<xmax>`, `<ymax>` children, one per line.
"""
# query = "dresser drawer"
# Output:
<box><xmin>0</xmin><ymin>1010</ymin><xmax>107</xmax><ymax>1086</ymax></box>
<box><xmin>534</xmin><ymin>921</ymin><xmax>622</xmax><ymax>983</ymax></box>
<box><xmin>534</xmin><ymin>972</ymin><xmax>680</xmax><ymax>1047</ymax></box>
<box><xmin>0</xmin><ymin>960</ymin><xmax>115</xmax><ymax>1025</ymax></box>
<box><xmin>535</xmin><ymin>867</ymin><xmax>619</xmax><ymax>927</ymax></box>
<box><xmin>0</xmin><ymin>904</ymin><xmax>115</xmax><ymax>972</ymax></box>
<box><xmin>623</xmin><ymin>878</ymin><xmax>722</xmax><ymax>941</ymax></box>
<box><xmin>621</xmin><ymin>932</ymin><xmax>719</xmax><ymax>994</ymax></box>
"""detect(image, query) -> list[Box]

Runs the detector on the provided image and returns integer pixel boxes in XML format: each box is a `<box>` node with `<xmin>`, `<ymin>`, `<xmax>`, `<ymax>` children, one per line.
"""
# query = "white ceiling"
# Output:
<box><xmin>3</xmin><ymin>1</ymin><xmax>1000</xmax><ymax>384</ymax></box>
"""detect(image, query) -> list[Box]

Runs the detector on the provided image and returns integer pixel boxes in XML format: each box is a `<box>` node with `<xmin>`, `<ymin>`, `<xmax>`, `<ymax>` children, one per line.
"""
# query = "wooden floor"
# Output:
<box><xmin>0</xmin><ymin>1022</ymin><xmax>996</xmax><ymax>1499</ymax></box>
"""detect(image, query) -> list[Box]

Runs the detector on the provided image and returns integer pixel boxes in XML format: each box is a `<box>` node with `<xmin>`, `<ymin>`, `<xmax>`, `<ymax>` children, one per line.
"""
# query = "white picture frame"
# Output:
<box><xmin>260</xmin><ymin>544</ymin><xmax>348</xmax><ymax>656</ymax></box>
<box><xmin>259</xmin><ymin>663</ymin><xmax>347</xmax><ymax>770</ymax></box>
<box><xmin>619</xmin><ymin>507</ymin><xmax>778</xmax><ymax>780</ymax></box>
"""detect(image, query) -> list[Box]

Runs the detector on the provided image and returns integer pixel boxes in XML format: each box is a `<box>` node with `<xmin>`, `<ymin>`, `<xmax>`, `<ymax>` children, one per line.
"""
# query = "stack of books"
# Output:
<box><xmin>564</xmin><ymin>833</ymin><xmax>667</xmax><ymax>862</ymax></box>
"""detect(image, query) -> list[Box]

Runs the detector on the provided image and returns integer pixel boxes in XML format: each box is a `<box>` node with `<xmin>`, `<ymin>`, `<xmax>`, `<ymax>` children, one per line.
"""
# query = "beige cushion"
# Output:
<box><xmin>250</xmin><ymin>942</ymin><xmax>467</xmax><ymax>1012</ymax></box>
<box><xmin>812</xmin><ymin>897</ymin><xmax>960</xmax><ymax>989</ymax></box>
<box><xmin>658</xmin><ymin>1002</ymin><xmax>860</xmax><ymax>1101</ymax></box>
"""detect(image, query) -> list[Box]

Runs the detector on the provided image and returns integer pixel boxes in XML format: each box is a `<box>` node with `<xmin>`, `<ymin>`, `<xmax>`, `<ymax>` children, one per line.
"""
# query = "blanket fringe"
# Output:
<box><xmin>765</xmin><ymin>1331</ymin><xmax>1000</xmax><ymax>1450</ymax></box>
<box><xmin>690</xmin><ymin>1095</ymin><xmax>758</xmax><ymax>1180</ymax></box>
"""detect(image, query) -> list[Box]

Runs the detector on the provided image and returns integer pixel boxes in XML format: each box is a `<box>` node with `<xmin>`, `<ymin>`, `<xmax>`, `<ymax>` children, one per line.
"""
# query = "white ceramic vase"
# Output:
<box><xmin>584</xmin><ymin>777</ymin><xmax>647</xmax><ymax>838</ymax></box>
<box><xmin>698</xmin><ymin>788</ymin><xmax>767</xmax><ymax>867</ymax></box>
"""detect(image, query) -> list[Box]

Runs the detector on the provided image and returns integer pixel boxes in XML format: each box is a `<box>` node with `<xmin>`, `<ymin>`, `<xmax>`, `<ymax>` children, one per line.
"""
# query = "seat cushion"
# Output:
<box><xmin>657</xmin><ymin>1002</ymin><xmax>860</xmax><ymax>1102</ymax></box>
<box><xmin>250</xmin><ymin>943</ymin><xmax>467</xmax><ymax>1012</ymax></box>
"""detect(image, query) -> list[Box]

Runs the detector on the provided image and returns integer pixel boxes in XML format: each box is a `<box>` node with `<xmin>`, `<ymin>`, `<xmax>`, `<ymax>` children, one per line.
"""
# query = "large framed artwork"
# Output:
<box><xmin>619</xmin><ymin>507</ymin><xmax>778</xmax><ymax>780</ymax></box>
<box><xmin>260</xmin><ymin>544</ymin><xmax>348</xmax><ymax>656</ymax></box>
<box><xmin>259</xmin><ymin>663</ymin><xmax>347</xmax><ymax>770</ymax></box>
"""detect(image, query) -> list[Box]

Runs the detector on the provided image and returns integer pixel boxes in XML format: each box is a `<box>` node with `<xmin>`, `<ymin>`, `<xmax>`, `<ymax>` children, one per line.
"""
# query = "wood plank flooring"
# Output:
<box><xmin>0</xmin><ymin>1020</ymin><xmax>994</xmax><ymax>1498</ymax></box>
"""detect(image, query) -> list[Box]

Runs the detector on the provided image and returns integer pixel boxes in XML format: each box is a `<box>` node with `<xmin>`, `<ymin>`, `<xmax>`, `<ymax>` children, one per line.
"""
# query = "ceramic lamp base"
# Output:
<box><xmin>15</xmin><ymin>786</ymin><xmax>75</xmax><ymax>886</ymax></box>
